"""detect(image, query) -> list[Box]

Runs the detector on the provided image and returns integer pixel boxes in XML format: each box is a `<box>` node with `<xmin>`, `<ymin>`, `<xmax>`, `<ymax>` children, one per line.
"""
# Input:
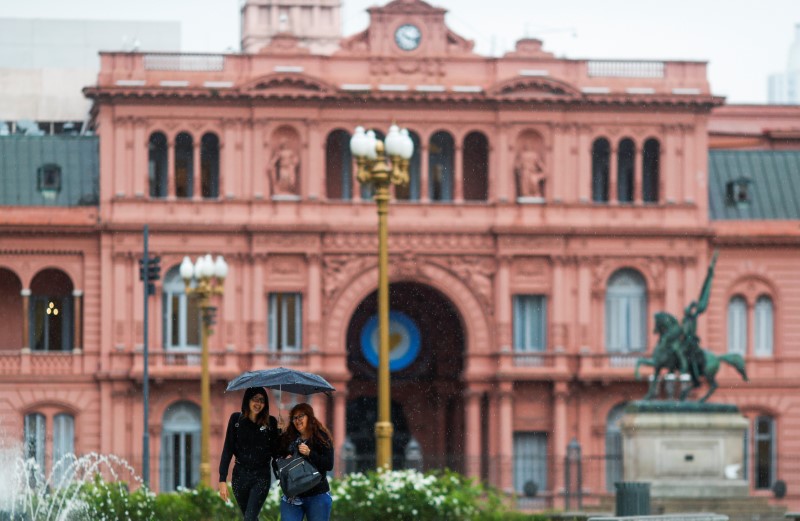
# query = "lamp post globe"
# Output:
<box><xmin>182</xmin><ymin>252</ymin><xmax>227</xmax><ymax>486</ymax></box>
<box><xmin>350</xmin><ymin>124</ymin><xmax>413</xmax><ymax>470</ymax></box>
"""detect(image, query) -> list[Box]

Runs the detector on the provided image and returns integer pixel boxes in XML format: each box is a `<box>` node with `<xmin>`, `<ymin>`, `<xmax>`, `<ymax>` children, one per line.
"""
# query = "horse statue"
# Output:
<box><xmin>634</xmin><ymin>251</ymin><xmax>748</xmax><ymax>402</ymax></box>
<box><xmin>634</xmin><ymin>312</ymin><xmax>748</xmax><ymax>402</ymax></box>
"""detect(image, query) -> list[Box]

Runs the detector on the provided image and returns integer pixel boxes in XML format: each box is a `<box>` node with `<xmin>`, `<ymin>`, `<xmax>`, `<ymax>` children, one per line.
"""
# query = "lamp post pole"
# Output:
<box><xmin>181</xmin><ymin>254</ymin><xmax>228</xmax><ymax>487</ymax></box>
<box><xmin>350</xmin><ymin>125</ymin><xmax>413</xmax><ymax>470</ymax></box>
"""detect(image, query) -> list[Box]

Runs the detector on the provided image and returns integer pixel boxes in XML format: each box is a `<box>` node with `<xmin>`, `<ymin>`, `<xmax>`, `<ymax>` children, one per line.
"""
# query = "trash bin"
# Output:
<box><xmin>614</xmin><ymin>481</ymin><xmax>651</xmax><ymax>516</ymax></box>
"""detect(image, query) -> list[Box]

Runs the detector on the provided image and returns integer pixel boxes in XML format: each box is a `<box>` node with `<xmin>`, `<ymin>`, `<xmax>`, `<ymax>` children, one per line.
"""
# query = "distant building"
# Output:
<box><xmin>240</xmin><ymin>0</ymin><xmax>342</xmax><ymax>54</ymax></box>
<box><xmin>0</xmin><ymin>18</ymin><xmax>180</xmax><ymax>135</ymax></box>
<box><xmin>768</xmin><ymin>24</ymin><xmax>800</xmax><ymax>104</ymax></box>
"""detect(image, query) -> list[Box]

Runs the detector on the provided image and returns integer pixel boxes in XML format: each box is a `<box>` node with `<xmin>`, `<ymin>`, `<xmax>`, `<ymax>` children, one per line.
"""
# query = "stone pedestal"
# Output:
<box><xmin>620</xmin><ymin>401</ymin><xmax>748</xmax><ymax>498</ymax></box>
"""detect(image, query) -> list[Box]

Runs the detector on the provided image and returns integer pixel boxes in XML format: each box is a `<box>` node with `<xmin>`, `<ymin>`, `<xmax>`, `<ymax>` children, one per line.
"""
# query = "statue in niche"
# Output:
<box><xmin>269</xmin><ymin>139</ymin><xmax>300</xmax><ymax>195</ymax></box>
<box><xmin>634</xmin><ymin>251</ymin><xmax>749</xmax><ymax>402</ymax></box>
<box><xmin>514</xmin><ymin>143</ymin><xmax>546</xmax><ymax>198</ymax></box>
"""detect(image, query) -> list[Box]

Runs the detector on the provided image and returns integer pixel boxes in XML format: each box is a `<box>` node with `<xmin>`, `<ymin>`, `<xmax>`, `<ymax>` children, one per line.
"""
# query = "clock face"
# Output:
<box><xmin>395</xmin><ymin>24</ymin><xmax>422</xmax><ymax>51</ymax></box>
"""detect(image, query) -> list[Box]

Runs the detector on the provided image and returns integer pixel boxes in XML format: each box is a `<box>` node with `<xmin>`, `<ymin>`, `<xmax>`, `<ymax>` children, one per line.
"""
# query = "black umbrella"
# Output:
<box><xmin>226</xmin><ymin>367</ymin><xmax>335</xmax><ymax>395</ymax></box>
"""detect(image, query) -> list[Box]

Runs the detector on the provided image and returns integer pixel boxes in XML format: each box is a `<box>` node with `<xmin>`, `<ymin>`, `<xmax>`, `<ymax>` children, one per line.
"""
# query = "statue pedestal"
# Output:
<box><xmin>516</xmin><ymin>196</ymin><xmax>545</xmax><ymax>204</ymax></box>
<box><xmin>621</xmin><ymin>401</ymin><xmax>748</xmax><ymax>498</ymax></box>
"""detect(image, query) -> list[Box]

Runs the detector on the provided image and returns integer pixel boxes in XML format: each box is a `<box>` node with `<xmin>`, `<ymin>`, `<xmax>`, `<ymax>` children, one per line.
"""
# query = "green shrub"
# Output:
<box><xmin>77</xmin><ymin>476</ymin><xmax>155</xmax><ymax>521</ymax></box>
<box><xmin>42</xmin><ymin>469</ymin><xmax>534</xmax><ymax>521</ymax></box>
<box><xmin>329</xmin><ymin>468</ymin><xmax>510</xmax><ymax>521</ymax></box>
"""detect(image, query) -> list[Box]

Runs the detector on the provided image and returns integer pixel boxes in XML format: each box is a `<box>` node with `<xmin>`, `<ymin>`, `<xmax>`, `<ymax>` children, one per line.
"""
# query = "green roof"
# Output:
<box><xmin>0</xmin><ymin>135</ymin><xmax>99</xmax><ymax>207</ymax></box>
<box><xmin>709</xmin><ymin>150</ymin><xmax>800</xmax><ymax>220</ymax></box>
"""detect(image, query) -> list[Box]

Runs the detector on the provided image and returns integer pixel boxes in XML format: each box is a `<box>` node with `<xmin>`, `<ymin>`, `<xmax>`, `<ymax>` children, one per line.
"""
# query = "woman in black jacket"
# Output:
<box><xmin>218</xmin><ymin>387</ymin><xmax>279</xmax><ymax>521</ymax></box>
<box><xmin>277</xmin><ymin>402</ymin><xmax>334</xmax><ymax>521</ymax></box>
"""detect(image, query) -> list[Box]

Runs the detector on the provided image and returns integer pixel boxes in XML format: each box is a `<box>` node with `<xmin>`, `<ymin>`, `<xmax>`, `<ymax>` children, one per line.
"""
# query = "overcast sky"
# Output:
<box><xmin>0</xmin><ymin>0</ymin><xmax>797</xmax><ymax>103</ymax></box>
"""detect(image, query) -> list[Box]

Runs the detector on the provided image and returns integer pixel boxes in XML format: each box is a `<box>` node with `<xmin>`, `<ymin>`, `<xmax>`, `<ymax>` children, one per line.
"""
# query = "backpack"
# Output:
<box><xmin>274</xmin><ymin>450</ymin><xmax>322</xmax><ymax>498</ymax></box>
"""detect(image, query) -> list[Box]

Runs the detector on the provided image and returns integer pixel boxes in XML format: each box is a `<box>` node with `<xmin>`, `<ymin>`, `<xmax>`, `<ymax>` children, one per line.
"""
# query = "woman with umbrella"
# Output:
<box><xmin>277</xmin><ymin>403</ymin><xmax>334</xmax><ymax>521</ymax></box>
<box><xmin>218</xmin><ymin>386</ymin><xmax>280</xmax><ymax>521</ymax></box>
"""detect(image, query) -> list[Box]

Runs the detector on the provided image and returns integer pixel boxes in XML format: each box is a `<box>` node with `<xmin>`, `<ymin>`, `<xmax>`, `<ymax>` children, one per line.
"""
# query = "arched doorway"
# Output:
<box><xmin>345</xmin><ymin>282</ymin><xmax>466</xmax><ymax>472</ymax></box>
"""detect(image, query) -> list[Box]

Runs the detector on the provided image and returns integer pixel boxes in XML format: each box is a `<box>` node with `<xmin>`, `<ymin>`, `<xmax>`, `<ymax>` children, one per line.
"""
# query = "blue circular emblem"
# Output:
<box><xmin>360</xmin><ymin>311</ymin><xmax>421</xmax><ymax>372</ymax></box>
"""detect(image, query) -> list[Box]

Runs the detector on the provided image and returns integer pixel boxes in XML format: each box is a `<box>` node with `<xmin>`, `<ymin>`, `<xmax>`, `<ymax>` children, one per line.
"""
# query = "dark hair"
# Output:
<box><xmin>241</xmin><ymin>387</ymin><xmax>270</xmax><ymax>427</ymax></box>
<box><xmin>282</xmin><ymin>402</ymin><xmax>332</xmax><ymax>448</ymax></box>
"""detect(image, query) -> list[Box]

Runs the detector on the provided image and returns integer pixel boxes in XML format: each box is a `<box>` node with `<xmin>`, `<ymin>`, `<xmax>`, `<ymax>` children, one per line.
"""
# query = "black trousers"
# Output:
<box><xmin>231</xmin><ymin>464</ymin><xmax>271</xmax><ymax>521</ymax></box>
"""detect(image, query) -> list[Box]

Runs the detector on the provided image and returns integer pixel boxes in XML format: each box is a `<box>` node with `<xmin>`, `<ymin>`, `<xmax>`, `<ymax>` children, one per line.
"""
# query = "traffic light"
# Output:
<box><xmin>147</xmin><ymin>256</ymin><xmax>161</xmax><ymax>281</ymax></box>
<box><xmin>139</xmin><ymin>255</ymin><xmax>161</xmax><ymax>295</ymax></box>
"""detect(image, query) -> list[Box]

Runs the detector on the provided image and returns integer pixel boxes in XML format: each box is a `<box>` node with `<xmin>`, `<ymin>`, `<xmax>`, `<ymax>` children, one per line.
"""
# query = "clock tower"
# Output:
<box><xmin>338</xmin><ymin>0</ymin><xmax>475</xmax><ymax>58</ymax></box>
<box><xmin>240</xmin><ymin>0</ymin><xmax>342</xmax><ymax>55</ymax></box>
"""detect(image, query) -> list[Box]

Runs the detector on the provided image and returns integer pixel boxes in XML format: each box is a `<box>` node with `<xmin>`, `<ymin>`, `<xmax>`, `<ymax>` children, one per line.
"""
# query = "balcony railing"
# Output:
<box><xmin>143</xmin><ymin>53</ymin><xmax>225</xmax><ymax>72</ymax></box>
<box><xmin>0</xmin><ymin>349</ymin><xmax>82</xmax><ymax>376</ymax></box>
<box><xmin>587</xmin><ymin>60</ymin><xmax>665</xmax><ymax>78</ymax></box>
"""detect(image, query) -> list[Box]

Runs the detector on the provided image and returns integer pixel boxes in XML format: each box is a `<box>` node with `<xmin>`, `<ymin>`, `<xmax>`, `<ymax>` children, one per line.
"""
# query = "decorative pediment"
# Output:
<box><xmin>241</xmin><ymin>73</ymin><xmax>337</xmax><ymax>97</ymax></box>
<box><xmin>488</xmin><ymin>76</ymin><xmax>581</xmax><ymax>99</ymax></box>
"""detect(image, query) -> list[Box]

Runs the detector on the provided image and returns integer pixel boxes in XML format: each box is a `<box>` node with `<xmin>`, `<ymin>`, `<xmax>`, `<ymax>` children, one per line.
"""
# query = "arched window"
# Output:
<box><xmin>30</xmin><ymin>269</ymin><xmax>74</xmax><ymax>352</ymax></box>
<box><xmin>754</xmin><ymin>296</ymin><xmax>774</xmax><ymax>357</ymax></box>
<box><xmin>605</xmin><ymin>403</ymin><xmax>627</xmax><ymax>492</ymax></box>
<box><xmin>617</xmin><ymin>138</ymin><xmax>635</xmax><ymax>203</ymax></box>
<box><xmin>325</xmin><ymin>130</ymin><xmax>352</xmax><ymax>200</ymax></box>
<box><xmin>200</xmin><ymin>133</ymin><xmax>220</xmax><ymax>199</ymax></box>
<box><xmin>727</xmin><ymin>296</ymin><xmax>747</xmax><ymax>355</ymax></box>
<box><xmin>429</xmin><ymin>131</ymin><xmax>454</xmax><ymax>202</ymax></box>
<box><xmin>160</xmin><ymin>401</ymin><xmax>201</xmax><ymax>491</ymax></box>
<box><xmin>395</xmin><ymin>130</ymin><xmax>421</xmax><ymax>201</ymax></box>
<box><xmin>749</xmin><ymin>415</ymin><xmax>776</xmax><ymax>490</ymax></box>
<box><xmin>24</xmin><ymin>412</ymin><xmax>46</xmax><ymax>470</ymax></box>
<box><xmin>174</xmin><ymin>132</ymin><xmax>194</xmax><ymax>198</ymax></box>
<box><xmin>642</xmin><ymin>139</ymin><xmax>660</xmax><ymax>203</ymax></box>
<box><xmin>605</xmin><ymin>269</ymin><xmax>647</xmax><ymax>353</ymax></box>
<box><xmin>163</xmin><ymin>266</ymin><xmax>200</xmax><ymax>350</ymax></box>
<box><xmin>53</xmin><ymin>413</ymin><xmax>75</xmax><ymax>485</ymax></box>
<box><xmin>591</xmin><ymin>138</ymin><xmax>610</xmax><ymax>202</ymax></box>
<box><xmin>463</xmin><ymin>132</ymin><xmax>489</xmax><ymax>201</ymax></box>
<box><xmin>148</xmin><ymin>132</ymin><xmax>168</xmax><ymax>198</ymax></box>
<box><xmin>0</xmin><ymin>268</ymin><xmax>23</xmax><ymax>349</ymax></box>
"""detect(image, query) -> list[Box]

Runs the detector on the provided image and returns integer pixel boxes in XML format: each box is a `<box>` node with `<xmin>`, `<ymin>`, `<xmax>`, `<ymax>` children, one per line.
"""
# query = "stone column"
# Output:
<box><xmin>21</xmin><ymin>289</ymin><xmax>31</xmax><ymax>351</ymax></box>
<box><xmin>577</xmin><ymin>125</ymin><xmax>592</xmax><ymax>203</ymax></box>
<box><xmin>72</xmin><ymin>290</ymin><xmax>83</xmax><ymax>352</ymax></box>
<box><xmin>133</xmin><ymin>119</ymin><xmax>146</xmax><ymax>197</ymax></box>
<box><xmin>333</xmin><ymin>387</ymin><xmax>348</xmax><ymax>475</ymax></box>
<box><xmin>498</xmin><ymin>383</ymin><xmax>514</xmax><ymax>492</ymax></box>
<box><xmin>307</xmin><ymin>122</ymin><xmax>321</xmax><ymax>200</ymax></box>
<box><xmin>307</xmin><ymin>253</ymin><xmax>322</xmax><ymax>353</ymax></box>
<box><xmin>419</xmin><ymin>143</ymin><xmax>429</xmax><ymax>202</ymax></box>
<box><xmin>166</xmin><ymin>139</ymin><xmax>175</xmax><ymax>198</ymax></box>
<box><xmin>495</xmin><ymin>255</ymin><xmax>512</xmax><ymax>350</ymax></box>
<box><xmin>608</xmin><ymin>145</ymin><xmax>618</xmax><ymax>203</ymax></box>
<box><xmin>552</xmin><ymin>381</ymin><xmax>569</xmax><ymax>509</ymax></box>
<box><xmin>454</xmin><ymin>144</ymin><xmax>464</xmax><ymax>203</ymax></box>
<box><xmin>464</xmin><ymin>386</ymin><xmax>483</xmax><ymax>479</ymax></box>
<box><xmin>193</xmin><ymin>140</ymin><xmax>202</xmax><ymax>200</ymax></box>
<box><xmin>633</xmin><ymin>144</ymin><xmax>642</xmax><ymax>204</ymax></box>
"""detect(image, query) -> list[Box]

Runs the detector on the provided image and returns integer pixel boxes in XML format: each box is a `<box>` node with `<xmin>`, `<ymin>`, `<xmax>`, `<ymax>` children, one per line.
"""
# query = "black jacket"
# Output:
<box><xmin>276</xmin><ymin>431</ymin><xmax>334</xmax><ymax>497</ymax></box>
<box><xmin>219</xmin><ymin>412</ymin><xmax>279</xmax><ymax>481</ymax></box>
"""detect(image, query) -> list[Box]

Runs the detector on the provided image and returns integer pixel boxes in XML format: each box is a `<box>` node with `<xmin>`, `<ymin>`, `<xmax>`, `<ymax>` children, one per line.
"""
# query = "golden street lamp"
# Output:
<box><xmin>180</xmin><ymin>253</ymin><xmax>228</xmax><ymax>487</ymax></box>
<box><xmin>350</xmin><ymin>124</ymin><xmax>414</xmax><ymax>470</ymax></box>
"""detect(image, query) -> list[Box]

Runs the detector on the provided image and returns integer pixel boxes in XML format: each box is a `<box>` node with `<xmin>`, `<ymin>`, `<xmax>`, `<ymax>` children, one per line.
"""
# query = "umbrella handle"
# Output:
<box><xmin>277</xmin><ymin>384</ymin><xmax>284</xmax><ymax>429</ymax></box>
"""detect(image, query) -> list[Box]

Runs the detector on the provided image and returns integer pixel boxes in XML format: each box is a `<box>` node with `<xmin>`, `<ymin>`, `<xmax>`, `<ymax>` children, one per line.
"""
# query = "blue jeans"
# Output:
<box><xmin>280</xmin><ymin>492</ymin><xmax>332</xmax><ymax>521</ymax></box>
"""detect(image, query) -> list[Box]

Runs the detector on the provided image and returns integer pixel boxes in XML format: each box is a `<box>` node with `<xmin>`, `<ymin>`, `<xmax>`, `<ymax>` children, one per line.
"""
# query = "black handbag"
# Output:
<box><xmin>275</xmin><ymin>452</ymin><xmax>322</xmax><ymax>498</ymax></box>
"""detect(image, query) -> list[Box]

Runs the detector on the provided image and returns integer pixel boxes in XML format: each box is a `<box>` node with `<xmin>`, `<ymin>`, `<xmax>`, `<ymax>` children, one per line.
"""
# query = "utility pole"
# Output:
<box><xmin>139</xmin><ymin>225</ymin><xmax>160</xmax><ymax>487</ymax></box>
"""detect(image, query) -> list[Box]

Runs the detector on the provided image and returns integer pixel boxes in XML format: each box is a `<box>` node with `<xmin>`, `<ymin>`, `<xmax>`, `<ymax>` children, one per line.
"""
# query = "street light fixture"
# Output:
<box><xmin>180</xmin><ymin>253</ymin><xmax>228</xmax><ymax>486</ymax></box>
<box><xmin>350</xmin><ymin>124</ymin><xmax>414</xmax><ymax>470</ymax></box>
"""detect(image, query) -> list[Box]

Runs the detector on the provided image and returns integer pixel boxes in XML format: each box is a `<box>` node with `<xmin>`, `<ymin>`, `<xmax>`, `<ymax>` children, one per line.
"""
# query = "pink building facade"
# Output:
<box><xmin>2</xmin><ymin>0</ymin><xmax>799</xmax><ymax>509</ymax></box>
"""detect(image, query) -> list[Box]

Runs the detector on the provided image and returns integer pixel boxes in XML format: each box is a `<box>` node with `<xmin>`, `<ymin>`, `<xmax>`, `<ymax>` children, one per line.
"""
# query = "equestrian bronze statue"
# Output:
<box><xmin>634</xmin><ymin>251</ymin><xmax>748</xmax><ymax>402</ymax></box>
